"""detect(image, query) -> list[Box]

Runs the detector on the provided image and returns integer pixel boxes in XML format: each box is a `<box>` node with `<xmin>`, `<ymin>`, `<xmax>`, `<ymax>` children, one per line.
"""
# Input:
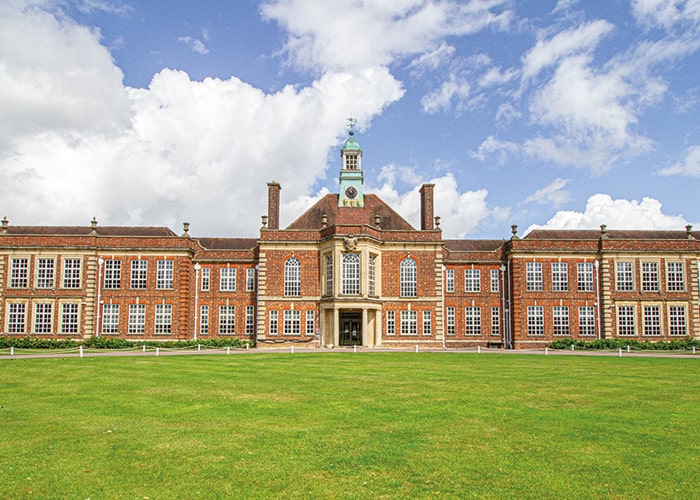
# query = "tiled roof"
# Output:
<box><xmin>2</xmin><ymin>226</ymin><xmax>178</xmax><ymax>237</ymax></box>
<box><xmin>196</xmin><ymin>238</ymin><xmax>258</xmax><ymax>250</ymax></box>
<box><xmin>444</xmin><ymin>240</ymin><xmax>504</xmax><ymax>251</ymax></box>
<box><xmin>286</xmin><ymin>194</ymin><xmax>415</xmax><ymax>231</ymax></box>
<box><xmin>524</xmin><ymin>229</ymin><xmax>699</xmax><ymax>240</ymax></box>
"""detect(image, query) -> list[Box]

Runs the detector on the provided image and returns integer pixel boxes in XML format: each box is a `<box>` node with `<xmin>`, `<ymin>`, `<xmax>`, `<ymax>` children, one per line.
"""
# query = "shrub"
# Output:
<box><xmin>0</xmin><ymin>336</ymin><xmax>77</xmax><ymax>349</ymax></box>
<box><xmin>550</xmin><ymin>336</ymin><xmax>700</xmax><ymax>351</ymax></box>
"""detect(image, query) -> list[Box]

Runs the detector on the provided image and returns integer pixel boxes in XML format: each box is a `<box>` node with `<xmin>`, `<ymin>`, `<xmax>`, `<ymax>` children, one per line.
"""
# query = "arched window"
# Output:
<box><xmin>400</xmin><ymin>258</ymin><xmax>417</xmax><ymax>297</ymax></box>
<box><xmin>342</xmin><ymin>253</ymin><xmax>360</xmax><ymax>295</ymax></box>
<box><xmin>284</xmin><ymin>257</ymin><xmax>301</xmax><ymax>296</ymax></box>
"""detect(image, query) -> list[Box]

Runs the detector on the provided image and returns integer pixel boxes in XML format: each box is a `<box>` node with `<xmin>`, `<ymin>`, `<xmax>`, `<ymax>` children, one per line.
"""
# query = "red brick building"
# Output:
<box><xmin>1</xmin><ymin>132</ymin><xmax>698</xmax><ymax>348</ymax></box>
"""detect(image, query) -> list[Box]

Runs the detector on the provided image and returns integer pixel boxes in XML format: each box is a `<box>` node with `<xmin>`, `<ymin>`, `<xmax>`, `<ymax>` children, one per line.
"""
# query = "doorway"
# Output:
<box><xmin>340</xmin><ymin>312</ymin><xmax>362</xmax><ymax>346</ymax></box>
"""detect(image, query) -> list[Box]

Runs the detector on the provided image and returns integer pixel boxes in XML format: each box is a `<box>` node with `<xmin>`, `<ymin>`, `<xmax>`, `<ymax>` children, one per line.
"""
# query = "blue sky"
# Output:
<box><xmin>1</xmin><ymin>0</ymin><xmax>698</xmax><ymax>239</ymax></box>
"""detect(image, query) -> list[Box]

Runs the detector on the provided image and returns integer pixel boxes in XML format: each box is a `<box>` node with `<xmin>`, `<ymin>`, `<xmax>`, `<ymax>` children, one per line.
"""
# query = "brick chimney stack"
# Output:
<box><xmin>267</xmin><ymin>182</ymin><xmax>281</xmax><ymax>230</ymax></box>
<box><xmin>420</xmin><ymin>183</ymin><xmax>435</xmax><ymax>230</ymax></box>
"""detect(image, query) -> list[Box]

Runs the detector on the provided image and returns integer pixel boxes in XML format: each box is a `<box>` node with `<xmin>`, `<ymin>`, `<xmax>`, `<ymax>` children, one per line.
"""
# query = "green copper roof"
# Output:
<box><xmin>341</xmin><ymin>130</ymin><xmax>361</xmax><ymax>151</ymax></box>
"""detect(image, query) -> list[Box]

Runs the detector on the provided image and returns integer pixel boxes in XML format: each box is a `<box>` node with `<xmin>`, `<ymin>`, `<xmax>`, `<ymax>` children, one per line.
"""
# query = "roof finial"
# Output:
<box><xmin>346</xmin><ymin>117</ymin><xmax>357</xmax><ymax>136</ymax></box>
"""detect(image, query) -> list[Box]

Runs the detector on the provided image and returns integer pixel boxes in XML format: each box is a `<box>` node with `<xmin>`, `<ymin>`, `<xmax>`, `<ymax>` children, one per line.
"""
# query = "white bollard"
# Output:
<box><xmin>246</xmin><ymin>343</ymin><xmax>249</xmax><ymax>350</ymax></box>
<box><xmin>354</xmin><ymin>345</ymin><xmax>357</xmax><ymax>353</ymax></box>
<box><xmin>627</xmin><ymin>345</ymin><xmax>630</xmax><ymax>353</ymax></box>
<box><xmin>10</xmin><ymin>346</ymin><xmax>14</xmax><ymax>357</ymax></box>
<box><xmin>156</xmin><ymin>347</ymin><xmax>160</xmax><ymax>357</ymax></box>
<box><xmin>477</xmin><ymin>346</ymin><xmax>481</xmax><ymax>354</ymax></box>
<box><xmin>415</xmin><ymin>345</ymin><xmax>419</xmax><ymax>353</ymax></box>
<box><xmin>227</xmin><ymin>346</ymin><xmax>231</xmax><ymax>355</ymax></box>
<box><xmin>197</xmin><ymin>344</ymin><xmax>201</xmax><ymax>352</ymax></box>
<box><xmin>545</xmin><ymin>346</ymin><xmax>548</xmax><ymax>356</ymax></box>
<box><xmin>142</xmin><ymin>344</ymin><xmax>146</xmax><ymax>352</ymax></box>
<box><xmin>571</xmin><ymin>344</ymin><xmax>575</xmax><ymax>351</ymax></box>
<box><xmin>80</xmin><ymin>345</ymin><xmax>84</xmax><ymax>358</ymax></box>
<box><xmin>291</xmin><ymin>345</ymin><xmax>294</xmax><ymax>354</ymax></box>
<box><xmin>618</xmin><ymin>347</ymin><xmax>622</xmax><ymax>357</ymax></box>
<box><xmin>693</xmin><ymin>346</ymin><xmax>696</xmax><ymax>355</ymax></box>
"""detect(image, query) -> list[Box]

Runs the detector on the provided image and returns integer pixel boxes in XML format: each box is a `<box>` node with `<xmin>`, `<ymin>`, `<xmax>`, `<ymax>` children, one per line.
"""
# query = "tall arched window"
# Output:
<box><xmin>400</xmin><ymin>258</ymin><xmax>417</xmax><ymax>297</ymax></box>
<box><xmin>342</xmin><ymin>254</ymin><xmax>360</xmax><ymax>295</ymax></box>
<box><xmin>284</xmin><ymin>257</ymin><xmax>301</xmax><ymax>296</ymax></box>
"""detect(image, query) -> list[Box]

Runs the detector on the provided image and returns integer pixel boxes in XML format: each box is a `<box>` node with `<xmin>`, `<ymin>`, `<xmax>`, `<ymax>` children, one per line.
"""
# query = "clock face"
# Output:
<box><xmin>345</xmin><ymin>186</ymin><xmax>358</xmax><ymax>199</ymax></box>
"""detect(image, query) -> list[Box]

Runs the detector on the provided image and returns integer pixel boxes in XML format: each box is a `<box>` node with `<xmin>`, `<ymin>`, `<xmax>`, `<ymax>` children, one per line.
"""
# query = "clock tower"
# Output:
<box><xmin>338</xmin><ymin>119</ymin><xmax>364</xmax><ymax>208</ymax></box>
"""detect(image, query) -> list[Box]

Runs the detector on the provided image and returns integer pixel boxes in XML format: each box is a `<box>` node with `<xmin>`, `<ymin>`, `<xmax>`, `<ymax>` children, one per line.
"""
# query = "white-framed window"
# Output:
<box><xmin>386</xmin><ymin>310</ymin><xmax>395</xmax><ymax>336</ymax></box>
<box><xmin>220</xmin><ymin>268</ymin><xmax>236</xmax><ymax>291</ymax></box>
<box><xmin>36</xmin><ymin>258</ymin><xmax>55</xmax><ymax>289</ymax></box>
<box><xmin>616</xmin><ymin>262</ymin><xmax>634</xmax><ymax>291</ymax></box>
<box><xmin>101</xmin><ymin>304</ymin><xmax>119</xmax><ymax>334</ymax></box>
<box><xmin>491</xmin><ymin>306</ymin><xmax>500</xmax><ymax>336</ymax></box>
<box><xmin>306</xmin><ymin>310</ymin><xmax>315</xmax><ymax>335</ymax></box>
<box><xmin>10</xmin><ymin>258</ymin><xmax>29</xmax><ymax>288</ymax></box>
<box><xmin>60</xmin><ymin>303</ymin><xmax>79</xmax><ymax>334</ymax></box>
<box><xmin>553</xmin><ymin>306</ymin><xmax>570</xmax><ymax>336</ymax></box>
<box><xmin>128</xmin><ymin>304</ymin><xmax>146</xmax><ymax>334</ymax></box>
<box><xmin>201</xmin><ymin>268</ymin><xmax>210</xmax><ymax>291</ymax></box>
<box><xmin>246</xmin><ymin>268</ymin><xmax>256</xmax><ymax>292</ymax></box>
<box><xmin>34</xmin><ymin>303</ymin><xmax>53</xmax><ymax>334</ymax></box>
<box><xmin>526</xmin><ymin>262</ymin><xmax>543</xmax><ymax>291</ymax></box>
<box><xmin>284</xmin><ymin>258</ymin><xmax>301</xmax><ymax>296</ymax></box>
<box><xmin>465</xmin><ymin>306</ymin><xmax>481</xmax><ymax>335</ymax></box>
<box><xmin>283</xmin><ymin>310</ymin><xmax>301</xmax><ymax>335</ymax></box>
<box><xmin>464</xmin><ymin>269</ymin><xmax>481</xmax><ymax>292</ymax></box>
<box><xmin>422</xmin><ymin>310</ymin><xmax>432</xmax><ymax>336</ymax></box>
<box><xmin>643</xmin><ymin>305</ymin><xmax>661</xmax><ymax>336</ymax></box>
<box><xmin>490</xmin><ymin>269</ymin><xmax>499</xmax><ymax>293</ymax></box>
<box><xmin>104</xmin><ymin>260</ymin><xmax>121</xmax><ymax>289</ymax></box>
<box><xmin>7</xmin><ymin>303</ymin><xmax>26</xmax><ymax>333</ymax></box>
<box><xmin>130</xmin><ymin>260</ymin><xmax>148</xmax><ymax>289</ymax></box>
<box><xmin>325</xmin><ymin>255</ymin><xmax>333</xmax><ymax>296</ymax></box>
<box><xmin>342</xmin><ymin>254</ymin><xmax>360</xmax><ymax>295</ymax></box>
<box><xmin>400</xmin><ymin>310</ymin><xmax>418</xmax><ymax>335</ymax></box>
<box><xmin>269</xmin><ymin>310</ymin><xmax>278</xmax><ymax>335</ymax></box>
<box><xmin>577</xmin><ymin>262</ymin><xmax>594</xmax><ymax>292</ymax></box>
<box><xmin>156</xmin><ymin>260</ymin><xmax>173</xmax><ymax>289</ymax></box>
<box><xmin>200</xmin><ymin>305</ymin><xmax>209</xmax><ymax>335</ymax></box>
<box><xmin>400</xmin><ymin>258</ymin><xmax>417</xmax><ymax>297</ymax></box>
<box><xmin>344</xmin><ymin>153</ymin><xmax>358</xmax><ymax>170</ymax></box>
<box><xmin>246</xmin><ymin>305</ymin><xmax>255</xmax><ymax>334</ymax></box>
<box><xmin>368</xmin><ymin>255</ymin><xmax>376</xmax><ymax>296</ymax></box>
<box><xmin>578</xmin><ymin>306</ymin><xmax>596</xmax><ymax>336</ymax></box>
<box><xmin>446</xmin><ymin>269</ymin><xmax>454</xmax><ymax>293</ymax></box>
<box><xmin>617</xmin><ymin>305</ymin><xmax>636</xmax><ymax>336</ymax></box>
<box><xmin>551</xmin><ymin>262</ymin><xmax>568</xmax><ymax>292</ymax></box>
<box><xmin>669</xmin><ymin>305</ymin><xmax>687</xmax><ymax>336</ymax></box>
<box><xmin>62</xmin><ymin>258</ymin><xmax>81</xmax><ymax>288</ymax></box>
<box><xmin>154</xmin><ymin>304</ymin><xmax>172</xmax><ymax>334</ymax></box>
<box><xmin>219</xmin><ymin>305</ymin><xmax>236</xmax><ymax>334</ymax></box>
<box><xmin>667</xmin><ymin>262</ymin><xmax>684</xmax><ymax>292</ymax></box>
<box><xmin>641</xmin><ymin>262</ymin><xmax>659</xmax><ymax>292</ymax></box>
<box><xmin>446</xmin><ymin>306</ymin><xmax>455</xmax><ymax>336</ymax></box>
<box><xmin>527</xmin><ymin>306</ymin><xmax>544</xmax><ymax>336</ymax></box>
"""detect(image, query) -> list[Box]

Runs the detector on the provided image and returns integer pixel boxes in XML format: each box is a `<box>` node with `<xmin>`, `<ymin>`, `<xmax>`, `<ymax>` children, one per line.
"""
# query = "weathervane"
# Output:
<box><xmin>346</xmin><ymin>117</ymin><xmax>357</xmax><ymax>136</ymax></box>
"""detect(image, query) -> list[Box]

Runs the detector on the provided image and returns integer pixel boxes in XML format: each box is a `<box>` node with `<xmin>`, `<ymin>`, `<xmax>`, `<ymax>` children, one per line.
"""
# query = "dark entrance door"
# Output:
<box><xmin>340</xmin><ymin>312</ymin><xmax>362</xmax><ymax>346</ymax></box>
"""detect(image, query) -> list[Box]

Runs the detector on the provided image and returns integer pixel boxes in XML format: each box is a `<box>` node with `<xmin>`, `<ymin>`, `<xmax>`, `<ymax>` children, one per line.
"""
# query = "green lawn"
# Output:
<box><xmin>0</xmin><ymin>353</ymin><xmax>698</xmax><ymax>499</ymax></box>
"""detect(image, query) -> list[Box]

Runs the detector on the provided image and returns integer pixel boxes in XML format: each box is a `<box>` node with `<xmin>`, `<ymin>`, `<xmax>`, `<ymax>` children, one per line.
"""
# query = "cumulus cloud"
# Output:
<box><xmin>420</xmin><ymin>73</ymin><xmax>472</xmax><ymax>114</ymax></box>
<box><xmin>657</xmin><ymin>145</ymin><xmax>700</xmax><ymax>176</ymax></box>
<box><xmin>632</xmin><ymin>0</ymin><xmax>700</xmax><ymax>30</ymax></box>
<box><xmin>260</xmin><ymin>0</ymin><xmax>512</xmax><ymax>72</ymax></box>
<box><xmin>371</xmin><ymin>167</ymin><xmax>508</xmax><ymax>238</ymax></box>
<box><xmin>178</xmin><ymin>36</ymin><xmax>209</xmax><ymax>55</ymax></box>
<box><xmin>0</xmin><ymin>4</ymin><xmax>405</xmax><ymax>235</ymax></box>
<box><xmin>526</xmin><ymin>193</ymin><xmax>689</xmax><ymax>233</ymax></box>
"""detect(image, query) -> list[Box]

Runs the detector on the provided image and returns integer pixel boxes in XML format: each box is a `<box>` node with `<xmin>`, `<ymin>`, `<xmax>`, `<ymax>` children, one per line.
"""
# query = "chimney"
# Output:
<box><xmin>420</xmin><ymin>183</ymin><xmax>435</xmax><ymax>230</ymax></box>
<box><xmin>267</xmin><ymin>182</ymin><xmax>281</xmax><ymax>230</ymax></box>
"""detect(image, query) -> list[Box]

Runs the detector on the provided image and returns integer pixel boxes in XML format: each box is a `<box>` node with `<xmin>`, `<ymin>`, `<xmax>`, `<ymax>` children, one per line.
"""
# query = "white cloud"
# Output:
<box><xmin>632</xmin><ymin>0</ymin><xmax>700</xmax><ymax>30</ymax></box>
<box><xmin>420</xmin><ymin>73</ymin><xmax>471</xmax><ymax>114</ymax></box>
<box><xmin>521</xmin><ymin>20</ymin><xmax>614</xmax><ymax>82</ymax></box>
<box><xmin>523</xmin><ymin>178</ymin><xmax>571</xmax><ymax>207</ymax></box>
<box><xmin>526</xmin><ymin>193</ymin><xmax>688</xmax><ymax>233</ymax></box>
<box><xmin>0</xmin><ymin>5</ymin><xmax>406</xmax><ymax>235</ymax></box>
<box><xmin>470</xmin><ymin>135</ymin><xmax>519</xmax><ymax>164</ymax></box>
<box><xmin>657</xmin><ymin>145</ymin><xmax>700</xmax><ymax>176</ymax></box>
<box><xmin>408</xmin><ymin>42</ymin><xmax>456</xmax><ymax>76</ymax></box>
<box><xmin>260</xmin><ymin>0</ymin><xmax>512</xmax><ymax>72</ymax></box>
<box><xmin>372</xmin><ymin>168</ymin><xmax>508</xmax><ymax>238</ymax></box>
<box><xmin>178</xmin><ymin>36</ymin><xmax>209</xmax><ymax>55</ymax></box>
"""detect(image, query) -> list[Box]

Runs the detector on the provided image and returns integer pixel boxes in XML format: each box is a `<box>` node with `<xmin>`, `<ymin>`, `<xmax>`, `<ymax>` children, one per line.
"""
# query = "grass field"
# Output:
<box><xmin>1</xmin><ymin>353</ymin><xmax>698</xmax><ymax>499</ymax></box>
